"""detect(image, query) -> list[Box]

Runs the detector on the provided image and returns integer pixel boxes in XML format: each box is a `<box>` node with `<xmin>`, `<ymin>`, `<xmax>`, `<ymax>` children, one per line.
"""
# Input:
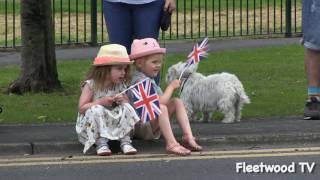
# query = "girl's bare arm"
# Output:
<box><xmin>78</xmin><ymin>84</ymin><xmax>114</xmax><ymax>114</ymax></box>
<box><xmin>159</xmin><ymin>79</ymin><xmax>180</xmax><ymax>104</ymax></box>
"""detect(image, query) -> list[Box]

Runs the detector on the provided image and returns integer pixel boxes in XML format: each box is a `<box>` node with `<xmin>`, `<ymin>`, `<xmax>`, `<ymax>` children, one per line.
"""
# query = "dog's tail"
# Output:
<box><xmin>240</xmin><ymin>93</ymin><xmax>250</xmax><ymax>104</ymax></box>
<box><xmin>235</xmin><ymin>84</ymin><xmax>250</xmax><ymax>105</ymax></box>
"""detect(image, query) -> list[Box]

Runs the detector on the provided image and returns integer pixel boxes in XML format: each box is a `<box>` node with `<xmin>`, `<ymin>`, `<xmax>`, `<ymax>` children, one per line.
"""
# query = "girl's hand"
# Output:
<box><xmin>164</xmin><ymin>0</ymin><xmax>176</xmax><ymax>13</ymax></box>
<box><xmin>160</xmin><ymin>79</ymin><xmax>180</xmax><ymax>104</ymax></box>
<box><xmin>169</xmin><ymin>79</ymin><xmax>181</xmax><ymax>90</ymax></box>
<box><xmin>98</xmin><ymin>96</ymin><xmax>115</xmax><ymax>107</ymax></box>
<box><xmin>114</xmin><ymin>94</ymin><xmax>129</xmax><ymax>104</ymax></box>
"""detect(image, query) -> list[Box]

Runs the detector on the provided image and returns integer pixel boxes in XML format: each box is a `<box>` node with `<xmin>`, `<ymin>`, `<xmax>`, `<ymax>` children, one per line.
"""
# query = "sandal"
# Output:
<box><xmin>181</xmin><ymin>136</ymin><xmax>203</xmax><ymax>152</ymax></box>
<box><xmin>166</xmin><ymin>143</ymin><xmax>191</xmax><ymax>156</ymax></box>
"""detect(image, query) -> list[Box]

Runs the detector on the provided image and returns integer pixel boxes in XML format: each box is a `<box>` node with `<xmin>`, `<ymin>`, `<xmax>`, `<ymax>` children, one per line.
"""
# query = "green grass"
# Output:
<box><xmin>161</xmin><ymin>44</ymin><xmax>306</xmax><ymax>118</ymax></box>
<box><xmin>0</xmin><ymin>60</ymin><xmax>91</xmax><ymax>124</ymax></box>
<box><xmin>0</xmin><ymin>44</ymin><xmax>306</xmax><ymax>124</ymax></box>
<box><xmin>201</xmin><ymin>45</ymin><xmax>306</xmax><ymax>117</ymax></box>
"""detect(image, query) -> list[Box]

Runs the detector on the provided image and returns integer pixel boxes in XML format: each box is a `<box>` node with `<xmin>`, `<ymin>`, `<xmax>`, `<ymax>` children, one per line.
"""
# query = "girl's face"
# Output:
<box><xmin>109</xmin><ymin>65</ymin><xmax>128</xmax><ymax>84</ymax></box>
<box><xmin>137</xmin><ymin>54</ymin><xmax>163</xmax><ymax>78</ymax></box>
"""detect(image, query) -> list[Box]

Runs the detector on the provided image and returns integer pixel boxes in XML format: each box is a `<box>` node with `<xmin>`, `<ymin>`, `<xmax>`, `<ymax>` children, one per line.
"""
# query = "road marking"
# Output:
<box><xmin>2</xmin><ymin>146</ymin><xmax>320</xmax><ymax>162</ymax></box>
<box><xmin>1</xmin><ymin>147</ymin><xmax>320</xmax><ymax>167</ymax></box>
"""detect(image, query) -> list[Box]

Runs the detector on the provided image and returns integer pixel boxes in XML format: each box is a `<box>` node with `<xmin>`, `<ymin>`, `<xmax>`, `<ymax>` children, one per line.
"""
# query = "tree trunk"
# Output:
<box><xmin>8</xmin><ymin>0</ymin><xmax>61</xmax><ymax>94</ymax></box>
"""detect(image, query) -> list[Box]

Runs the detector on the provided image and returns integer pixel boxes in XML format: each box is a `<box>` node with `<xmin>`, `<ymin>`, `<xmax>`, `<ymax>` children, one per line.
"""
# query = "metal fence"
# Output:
<box><xmin>0</xmin><ymin>0</ymin><xmax>302</xmax><ymax>49</ymax></box>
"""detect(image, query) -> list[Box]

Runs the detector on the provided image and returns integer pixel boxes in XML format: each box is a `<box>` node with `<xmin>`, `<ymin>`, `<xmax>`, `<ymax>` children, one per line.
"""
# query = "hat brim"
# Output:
<box><xmin>129</xmin><ymin>48</ymin><xmax>166</xmax><ymax>60</ymax></box>
<box><xmin>93</xmin><ymin>61</ymin><xmax>133</xmax><ymax>66</ymax></box>
<box><xmin>93</xmin><ymin>56</ymin><xmax>133</xmax><ymax>66</ymax></box>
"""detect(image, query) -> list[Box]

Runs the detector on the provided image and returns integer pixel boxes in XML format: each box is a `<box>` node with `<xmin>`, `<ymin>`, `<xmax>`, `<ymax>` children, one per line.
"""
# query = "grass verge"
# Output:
<box><xmin>0</xmin><ymin>44</ymin><xmax>306</xmax><ymax>124</ymax></box>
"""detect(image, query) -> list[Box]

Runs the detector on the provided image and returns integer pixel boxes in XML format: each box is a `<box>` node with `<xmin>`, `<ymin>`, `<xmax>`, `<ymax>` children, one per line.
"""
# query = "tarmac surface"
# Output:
<box><xmin>2</xmin><ymin>37</ymin><xmax>318</xmax><ymax>156</ymax></box>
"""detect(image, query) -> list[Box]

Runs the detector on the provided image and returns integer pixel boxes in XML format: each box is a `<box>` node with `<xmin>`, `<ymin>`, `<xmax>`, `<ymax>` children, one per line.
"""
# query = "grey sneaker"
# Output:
<box><xmin>96</xmin><ymin>145</ymin><xmax>112</xmax><ymax>156</ymax></box>
<box><xmin>121</xmin><ymin>143</ymin><xmax>137</xmax><ymax>155</ymax></box>
<box><xmin>304</xmin><ymin>96</ymin><xmax>320</xmax><ymax>120</ymax></box>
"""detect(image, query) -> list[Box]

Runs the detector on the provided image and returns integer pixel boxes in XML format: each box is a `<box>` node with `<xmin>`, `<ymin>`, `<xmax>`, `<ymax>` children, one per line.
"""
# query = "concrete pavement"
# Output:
<box><xmin>1</xmin><ymin>116</ymin><xmax>320</xmax><ymax>156</ymax></box>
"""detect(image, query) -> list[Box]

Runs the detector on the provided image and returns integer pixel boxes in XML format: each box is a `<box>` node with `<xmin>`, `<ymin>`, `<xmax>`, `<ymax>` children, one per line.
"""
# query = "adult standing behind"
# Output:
<box><xmin>302</xmin><ymin>0</ymin><xmax>320</xmax><ymax>120</ymax></box>
<box><xmin>103</xmin><ymin>0</ymin><xmax>176</xmax><ymax>54</ymax></box>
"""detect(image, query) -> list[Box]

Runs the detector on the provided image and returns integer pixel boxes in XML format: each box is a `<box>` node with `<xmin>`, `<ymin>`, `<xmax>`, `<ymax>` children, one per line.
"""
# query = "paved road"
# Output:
<box><xmin>1</xmin><ymin>144</ymin><xmax>319</xmax><ymax>180</ymax></box>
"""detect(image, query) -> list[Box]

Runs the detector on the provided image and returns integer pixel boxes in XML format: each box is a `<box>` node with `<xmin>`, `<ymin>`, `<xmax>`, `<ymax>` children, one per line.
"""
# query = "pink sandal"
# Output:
<box><xmin>181</xmin><ymin>136</ymin><xmax>203</xmax><ymax>152</ymax></box>
<box><xmin>166</xmin><ymin>143</ymin><xmax>191</xmax><ymax>156</ymax></box>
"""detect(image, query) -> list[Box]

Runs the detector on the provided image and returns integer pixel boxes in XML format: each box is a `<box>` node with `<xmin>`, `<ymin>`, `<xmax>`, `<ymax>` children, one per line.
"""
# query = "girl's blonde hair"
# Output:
<box><xmin>83</xmin><ymin>65</ymin><xmax>131</xmax><ymax>91</ymax></box>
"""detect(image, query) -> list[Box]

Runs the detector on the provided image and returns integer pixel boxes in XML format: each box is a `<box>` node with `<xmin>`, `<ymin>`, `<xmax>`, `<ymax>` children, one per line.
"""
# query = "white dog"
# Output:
<box><xmin>166</xmin><ymin>62</ymin><xmax>250</xmax><ymax>123</ymax></box>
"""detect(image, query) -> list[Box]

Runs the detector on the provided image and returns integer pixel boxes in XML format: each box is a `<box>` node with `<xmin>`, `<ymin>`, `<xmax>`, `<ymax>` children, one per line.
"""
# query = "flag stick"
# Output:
<box><xmin>178</xmin><ymin>67</ymin><xmax>188</xmax><ymax>81</ymax></box>
<box><xmin>115</xmin><ymin>78</ymin><xmax>149</xmax><ymax>97</ymax></box>
<box><xmin>179</xmin><ymin>38</ymin><xmax>209</xmax><ymax>81</ymax></box>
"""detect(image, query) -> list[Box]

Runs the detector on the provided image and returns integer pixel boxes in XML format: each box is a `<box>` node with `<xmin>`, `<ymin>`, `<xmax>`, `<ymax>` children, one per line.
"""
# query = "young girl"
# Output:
<box><xmin>76</xmin><ymin>44</ymin><xmax>140</xmax><ymax>156</ymax></box>
<box><xmin>129</xmin><ymin>38</ymin><xmax>202</xmax><ymax>156</ymax></box>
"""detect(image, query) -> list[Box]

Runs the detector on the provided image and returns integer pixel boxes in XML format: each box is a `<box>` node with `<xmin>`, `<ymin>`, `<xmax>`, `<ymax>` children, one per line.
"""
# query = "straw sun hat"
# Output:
<box><xmin>93</xmin><ymin>44</ymin><xmax>133</xmax><ymax>66</ymax></box>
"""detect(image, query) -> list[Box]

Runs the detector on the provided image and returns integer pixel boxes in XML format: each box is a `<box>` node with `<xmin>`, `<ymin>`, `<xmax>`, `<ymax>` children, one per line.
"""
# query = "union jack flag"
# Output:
<box><xmin>130</xmin><ymin>79</ymin><xmax>161</xmax><ymax>123</ymax></box>
<box><xmin>185</xmin><ymin>37</ymin><xmax>209</xmax><ymax>67</ymax></box>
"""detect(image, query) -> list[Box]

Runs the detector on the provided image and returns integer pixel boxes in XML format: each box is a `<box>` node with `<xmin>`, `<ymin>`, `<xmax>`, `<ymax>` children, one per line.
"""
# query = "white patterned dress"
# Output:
<box><xmin>76</xmin><ymin>80</ymin><xmax>140</xmax><ymax>153</ymax></box>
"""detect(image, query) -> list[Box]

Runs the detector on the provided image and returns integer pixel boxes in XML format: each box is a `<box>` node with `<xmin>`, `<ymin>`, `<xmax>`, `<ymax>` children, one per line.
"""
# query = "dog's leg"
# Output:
<box><xmin>184</xmin><ymin>103</ymin><xmax>195</xmax><ymax>122</ymax></box>
<box><xmin>235</xmin><ymin>104</ymin><xmax>242</xmax><ymax>122</ymax></box>
<box><xmin>220</xmin><ymin>103</ymin><xmax>236</xmax><ymax>124</ymax></box>
<box><xmin>201</xmin><ymin>112</ymin><xmax>210</xmax><ymax>123</ymax></box>
<box><xmin>190</xmin><ymin>113</ymin><xmax>197</xmax><ymax>122</ymax></box>
<box><xmin>234</xmin><ymin>96</ymin><xmax>242</xmax><ymax>122</ymax></box>
<box><xmin>218</xmin><ymin>98</ymin><xmax>236</xmax><ymax>123</ymax></box>
<box><xmin>221</xmin><ymin>111</ymin><xmax>235</xmax><ymax>123</ymax></box>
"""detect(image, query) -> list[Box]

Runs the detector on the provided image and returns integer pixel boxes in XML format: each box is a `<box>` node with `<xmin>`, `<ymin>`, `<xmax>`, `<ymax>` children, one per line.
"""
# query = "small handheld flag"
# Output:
<box><xmin>185</xmin><ymin>37</ymin><xmax>209</xmax><ymax>67</ymax></box>
<box><xmin>130</xmin><ymin>79</ymin><xmax>161</xmax><ymax>123</ymax></box>
<box><xmin>179</xmin><ymin>37</ymin><xmax>209</xmax><ymax>80</ymax></box>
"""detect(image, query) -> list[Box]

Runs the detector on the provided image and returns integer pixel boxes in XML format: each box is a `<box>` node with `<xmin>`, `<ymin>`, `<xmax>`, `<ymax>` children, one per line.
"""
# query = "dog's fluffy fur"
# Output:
<box><xmin>166</xmin><ymin>62</ymin><xmax>250</xmax><ymax>123</ymax></box>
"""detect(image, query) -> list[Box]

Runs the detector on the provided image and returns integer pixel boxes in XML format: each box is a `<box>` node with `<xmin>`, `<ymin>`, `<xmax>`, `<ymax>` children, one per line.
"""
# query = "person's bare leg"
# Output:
<box><xmin>305</xmin><ymin>48</ymin><xmax>320</xmax><ymax>88</ymax></box>
<box><xmin>151</xmin><ymin>104</ymin><xmax>190</xmax><ymax>155</ymax></box>
<box><xmin>167</xmin><ymin>98</ymin><xmax>193</xmax><ymax>138</ymax></box>
<box><xmin>167</xmin><ymin>98</ymin><xmax>202</xmax><ymax>151</ymax></box>
<box><xmin>304</xmin><ymin>48</ymin><xmax>320</xmax><ymax>120</ymax></box>
<box><xmin>153</xmin><ymin>104</ymin><xmax>177</xmax><ymax>146</ymax></box>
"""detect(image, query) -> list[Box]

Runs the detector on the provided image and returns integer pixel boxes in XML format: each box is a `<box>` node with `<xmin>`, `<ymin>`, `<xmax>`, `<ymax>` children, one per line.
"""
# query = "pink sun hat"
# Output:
<box><xmin>129</xmin><ymin>38</ymin><xmax>166</xmax><ymax>60</ymax></box>
<box><xmin>93</xmin><ymin>44</ymin><xmax>133</xmax><ymax>66</ymax></box>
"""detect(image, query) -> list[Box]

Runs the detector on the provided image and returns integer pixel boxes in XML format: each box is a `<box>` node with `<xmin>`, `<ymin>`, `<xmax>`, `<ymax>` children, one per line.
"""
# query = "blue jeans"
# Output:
<box><xmin>103</xmin><ymin>0</ymin><xmax>164</xmax><ymax>53</ymax></box>
<box><xmin>103</xmin><ymin>0</ymin><xmax>164</xmax><ymax>84</ymax></box>
<box><xmin>302</xmin><ymin>0</ymin><xmax>320</xmax><ymax>50</ymax></box>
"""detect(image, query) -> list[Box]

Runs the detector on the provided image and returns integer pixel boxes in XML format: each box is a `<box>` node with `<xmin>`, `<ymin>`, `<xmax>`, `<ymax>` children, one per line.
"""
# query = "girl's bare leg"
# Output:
<box><xmin>150</xmin><ymin>104</ymin><xmax>190</xmax><ymax>155</ymax></box>
<box><xmin>167</xmin><ymin>98</ymin><xmax>194</xmax><ymax>138</ymax></box>
<box><xmin>167</xmin><ymin>98</ymin><xmax>202</xmax><ymax>151</ymax></box>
